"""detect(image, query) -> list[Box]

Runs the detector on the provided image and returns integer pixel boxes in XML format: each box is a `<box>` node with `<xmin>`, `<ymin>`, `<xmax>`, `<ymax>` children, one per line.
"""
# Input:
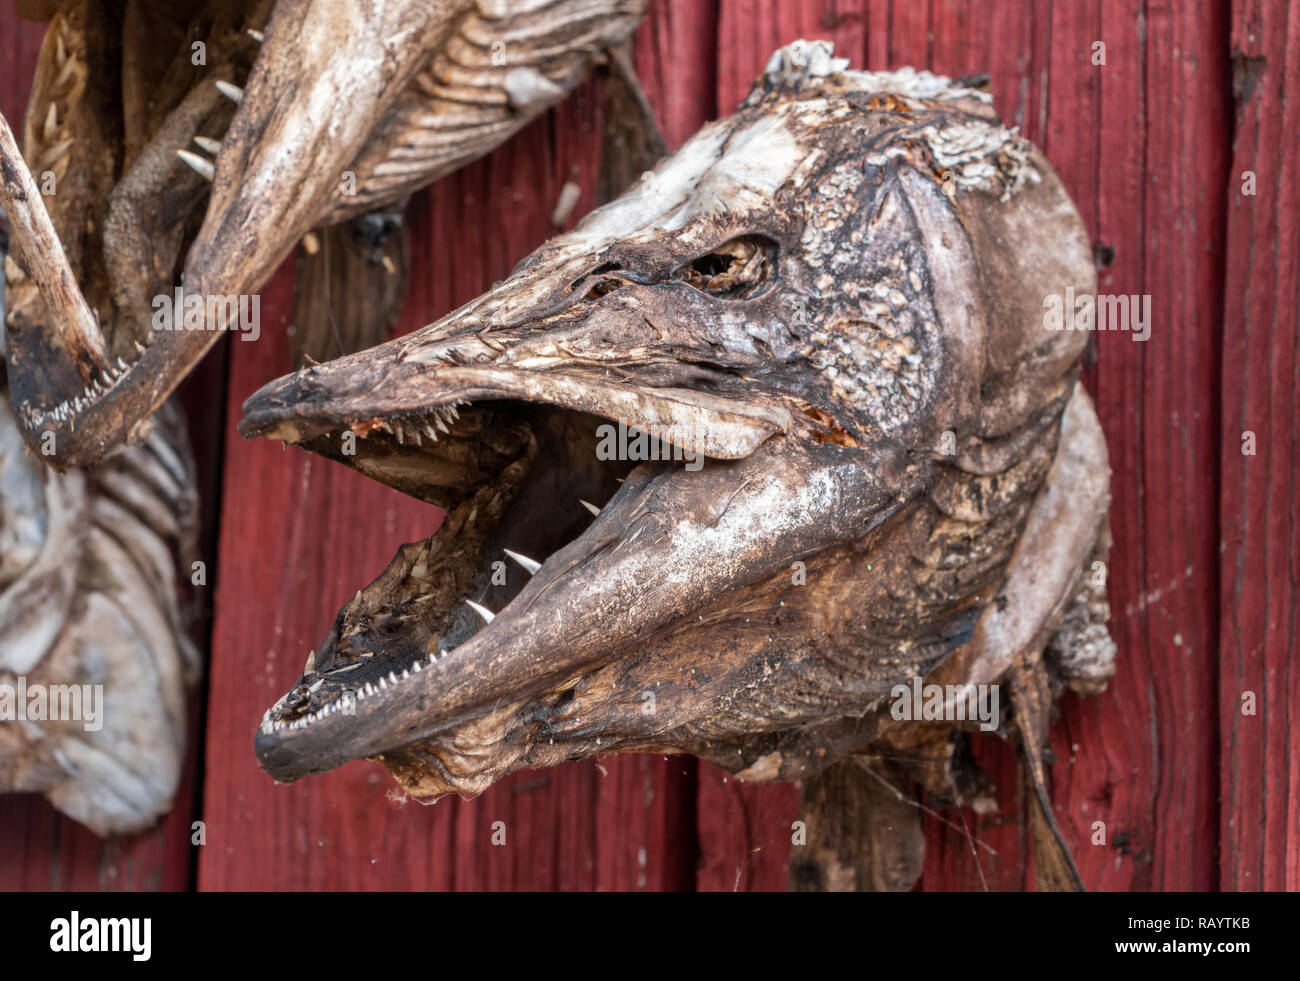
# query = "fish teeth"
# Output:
<box><xmin>580</xmin><ymin>499</ymin><xmax>601</xmax><ymax>517</ymax></box>
<box><xmin>503</xmin><ymin>549</ymin><xmax>542</xmax><ymax>575</ymax></box>
<box><xmin>215</xmin><ymin>80</ymin><xmax>244</xmax><ymax>103</ymax></box>
<box><xmin>466</xmin><ymin>600</ymin><xmax>495</xmax><ymax>624</ymax></box>
<box><xmin>247</xmin><ymin>28</ymin><xmax>264</xmax><ymax>42</ymax></box>
<box><xmin>176</xmin><ymin>149</ymin><xmax>214</xmax><ymax>181</ymax></box>
<box><xmin>193</xmin><ymin>135</ymin><xmax>222</xmax><ymax>155</ymax></box>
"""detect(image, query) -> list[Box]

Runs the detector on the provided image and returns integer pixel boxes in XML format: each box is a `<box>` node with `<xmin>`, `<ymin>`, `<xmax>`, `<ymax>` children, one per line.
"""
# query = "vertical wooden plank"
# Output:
<box><xmin>631</xmin><ymin>0</ymin><xmax>720</xmax><ymax>148</ymax></box>
<box><xmin>197</xmin><ymin>258</ymin><xmax>468</xmax><ymax>891</ymax></box>
<box><xmin>928</xmin><ymin>0</ymin><xmax>1229</xmax><ymax>893</ymax></box>
<box><xmin>1099</xmin><ymin>0</ymin><xmax>1226</xmax><ymax>892</ymax></box>
<box><xmin>1220</xmin><ymin>0</ymin><xmax>1300</xmax><ymax>891</ymax></box>
<box><xmin>0</xmin><ymin>10</ymin><xmax>44</xmax><ymax>123</ymax></box>
<box><xmin>696</xmin><ymin>764</ymin><xmax>798</xmax><ymax>891</ymax></box>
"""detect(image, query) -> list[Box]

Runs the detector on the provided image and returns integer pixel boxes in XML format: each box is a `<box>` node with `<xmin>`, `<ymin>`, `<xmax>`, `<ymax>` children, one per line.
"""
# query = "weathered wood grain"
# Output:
<box><xmin>1219</xmin><ymin>0</ymin><xmax>1300</xmax><ymax>892</ymax></box>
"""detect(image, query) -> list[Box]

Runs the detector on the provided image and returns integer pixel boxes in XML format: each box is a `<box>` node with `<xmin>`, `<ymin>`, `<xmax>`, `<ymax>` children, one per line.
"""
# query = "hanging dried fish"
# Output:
<box><xmin>240</xmin><ymin>43</ymin><xmax>1116</xmax><ymax>889</ymax></box>
<box><xmin>0</xmin><ymin>271</ymin><xmax>199</xmax><ymax>835</ymax></box>
<box><xmin>1</xmin><ymin>0</ymin><xmax>653</xmax><ymax>467</ymax></box>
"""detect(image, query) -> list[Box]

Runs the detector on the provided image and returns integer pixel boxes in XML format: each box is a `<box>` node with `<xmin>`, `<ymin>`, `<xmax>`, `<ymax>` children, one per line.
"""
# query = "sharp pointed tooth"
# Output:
<box><xmin>215</xmin><ymin>80</ymin><xmax>244</xmax><ymax>103</ymax></box>
<box><xmin>503</xmin><ymin>549</ymin><xmax>542</xmax><ymax>575</ymax></box>
<box><xmin>435</xmin><ymin>415</ymin><xmax>450</xmax><ymax>433</ymax></box>
<box><xmin>247</xmin><ymin>28</ymin><xmax>265</xmax><ymax>42</ymax></box>
<box><xmin>424</xmin><ymin>425</ymin><xmax>438</xmax><ymax>441</ymax></box>
<box><xmin>43</xmin><ymin>102</ymin><xmax>58</xmax><ymax>141</ymax></box>
<box><xmin>388</xmin><ymin>671</ymin><xmax>398</xmax><ymax>684</ymax></box>
<box><xmin>466</xmin><ymin>600</ymin><xmax>495</xmax><ymax>624</ymax></box>
<box><xmin>193</xmin><ymin>135</ymin><xmax>222</xmax><ymax>155</ymax></box>
<box><xmin>580</xmin><ymin>499</ymin><xmax>601</xmax><ymax>517</ymax></box>
<box><xmin>176</xmin><ymin>149</ymin><xmax>215</xmax><ymax>181</ymax></box>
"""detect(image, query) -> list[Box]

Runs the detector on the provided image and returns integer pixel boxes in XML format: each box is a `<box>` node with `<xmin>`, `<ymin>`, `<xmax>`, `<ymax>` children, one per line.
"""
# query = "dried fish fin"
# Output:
<box><xmin>1009</xmin><ymin>651</ymin><xmax>1085</xmax><ymax>892</ymax></box>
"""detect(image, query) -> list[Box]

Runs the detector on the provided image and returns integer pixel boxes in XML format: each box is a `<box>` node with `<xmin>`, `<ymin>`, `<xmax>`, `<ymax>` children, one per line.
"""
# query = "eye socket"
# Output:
<box><xmin>673</xmin><ymin>235</ymin><xmax>777</xmax><ymax>300</ymax></box>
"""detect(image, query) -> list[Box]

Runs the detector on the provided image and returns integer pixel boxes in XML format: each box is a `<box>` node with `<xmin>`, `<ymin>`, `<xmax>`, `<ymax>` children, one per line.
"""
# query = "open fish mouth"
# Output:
<box><xmin>237</xmin><ymin>41</ymin><xmax>1104</xmax><ymax>804</ymax></box>
<box><xmin>239</xmin><ymin>354</ymin><xmax>808</xmax><ymax>795</ymax></box>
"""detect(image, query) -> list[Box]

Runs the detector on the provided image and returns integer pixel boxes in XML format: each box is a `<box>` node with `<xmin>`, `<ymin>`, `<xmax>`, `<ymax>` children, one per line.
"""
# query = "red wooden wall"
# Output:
<box><xmin>1</xmin><ymin>0</ymin><xmax>1296</xmax><ymax>891</ymax></box>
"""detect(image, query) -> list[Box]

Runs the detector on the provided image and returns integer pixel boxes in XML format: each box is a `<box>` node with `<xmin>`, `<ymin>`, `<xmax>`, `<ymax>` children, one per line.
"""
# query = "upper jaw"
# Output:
<box><xmin>237</xmin><ymin>276</ymin><xmax>800</xmax><ymax>469</ymax></box>
<box><xmin>240</xmin><ymin>355</ymin><xmax>794</xmax><ymax>461</ymax></box>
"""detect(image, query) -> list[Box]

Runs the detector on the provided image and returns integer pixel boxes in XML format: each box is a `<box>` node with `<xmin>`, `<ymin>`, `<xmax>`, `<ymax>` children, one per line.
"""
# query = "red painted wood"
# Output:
<box><xmin>1078</xmin><ymin>0</ymin><xmax>1227</xmax><ymax>892</ymax></box>
<box><xmin>1219</xmin><ymin>0</ymin><xmax>1300</xmax><ymax>891</ymax></box>
<box><xmin>696</xmin><ymin>765</ymin><xmax>798</xmax><ymax>891</ymax></box>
